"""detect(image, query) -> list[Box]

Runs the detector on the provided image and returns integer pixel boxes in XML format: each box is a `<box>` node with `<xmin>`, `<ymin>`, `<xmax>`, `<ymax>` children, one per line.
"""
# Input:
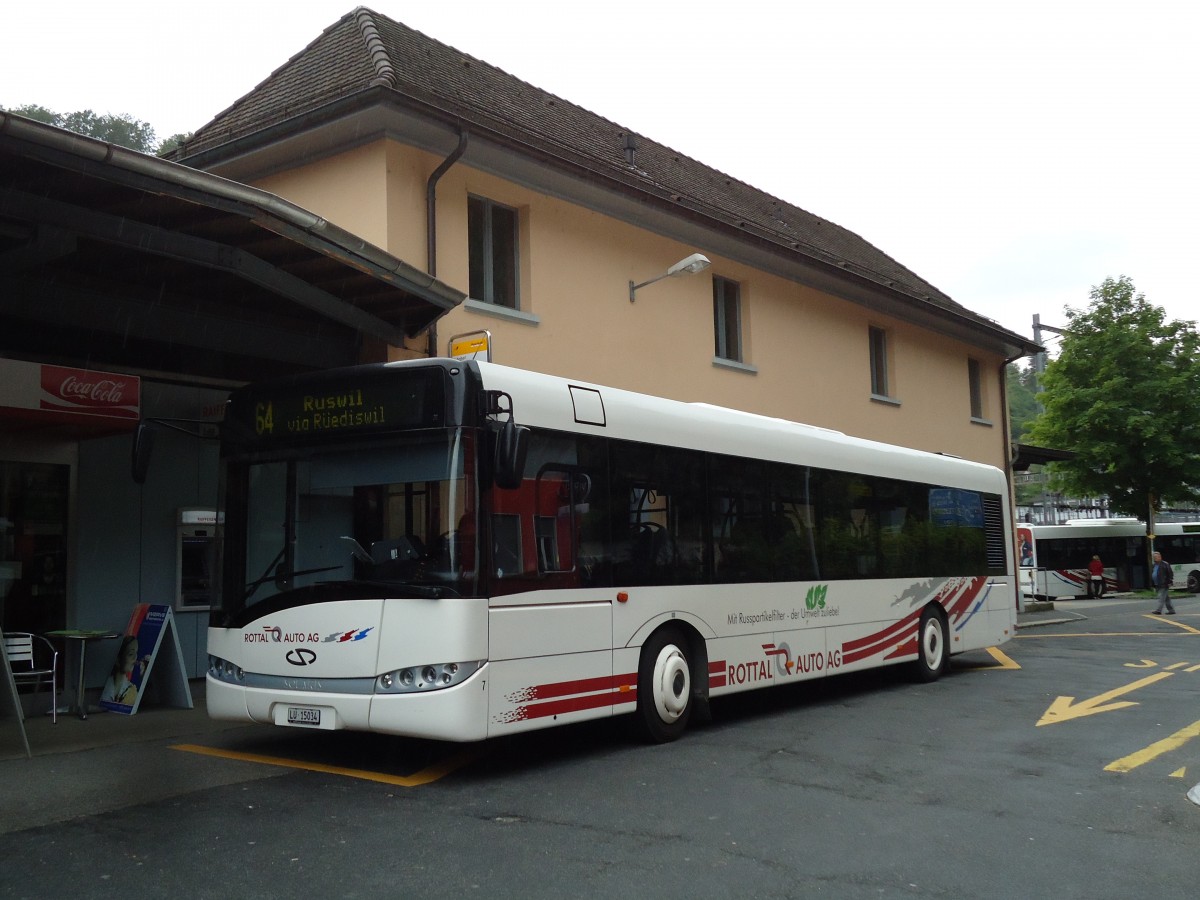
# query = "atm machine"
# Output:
<box><xmin>176</xmin><ymin>508</ymin><xmax>218</xmax><ymax>610</ymax></box>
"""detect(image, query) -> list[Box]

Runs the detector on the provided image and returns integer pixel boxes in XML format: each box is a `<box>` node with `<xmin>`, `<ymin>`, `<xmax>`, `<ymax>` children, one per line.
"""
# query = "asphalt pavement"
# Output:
<box><xmin>0</xmin><ymin>596</ymin><xmax>1149</xmax><ymax>763</ymax></box>
<box><xmin>1</xmin><ymin>593</ymin><xmax>1192</xmax><ymax>833</ymax></box>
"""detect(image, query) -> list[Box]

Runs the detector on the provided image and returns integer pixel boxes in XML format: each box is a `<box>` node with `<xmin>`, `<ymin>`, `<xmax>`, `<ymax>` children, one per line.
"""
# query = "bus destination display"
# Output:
<box><xmin>229</xmin><ymin>370</ymin><xmax>444</xmax><ymax>445</ymax></box>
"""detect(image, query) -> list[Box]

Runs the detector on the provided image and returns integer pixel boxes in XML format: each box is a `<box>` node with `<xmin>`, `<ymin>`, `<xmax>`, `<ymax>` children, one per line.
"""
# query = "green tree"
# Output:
<box><xmin>10</xmin><ymin>104</ymin><xmax>58</xmax><ymax>125</ymax></box>
<box><xmin>157</xmin><ymin>133</ymin><xmax>193</xmax><ymax>157</ymax></box>
<box><xmin>7</xmin><ymin>103</ymin><xmax>157</xmax><ymax>153</ymax></box>
<box><xmin>1006</xmin><ymin>362</ymin><xmax>1039</xmax><ymax>443</ymax></box>
<box><xmin>1026</xmin><ymin>276</ymin><xmax>1200</xmax><ymax>545</ymax></box>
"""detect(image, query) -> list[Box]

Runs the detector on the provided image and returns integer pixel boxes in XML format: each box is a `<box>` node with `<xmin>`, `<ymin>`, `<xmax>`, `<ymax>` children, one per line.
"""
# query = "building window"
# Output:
<box><xmin>0</xmin><ymin>460</ymin><xmax>69</xmax><ymax>634</ymax></box>
<box><xmin>468</xmin><ymin>195</ymin><xmax>518</xmax><ymax>309</ymax></box>
<box><xmin>713</xmin><ymin>276</ymin><xmax>742</xmax><ymax>362</ymax></box>
<box><xmin>968</xmin><ymin>357</ymin><xmax>984</xmax><ymax>419</ymax></box>
<box><xmin>869</xmin><ymin>326</ymin><xmax>890</xmax><ymax>398</ymax></box>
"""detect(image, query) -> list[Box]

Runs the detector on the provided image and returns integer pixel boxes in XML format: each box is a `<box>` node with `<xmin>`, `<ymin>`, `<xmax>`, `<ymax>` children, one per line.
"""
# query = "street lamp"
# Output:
<box><xmin>628</xmin><ymin>253</ymin><xmax>711</xmax><ymax>302</ymax></box>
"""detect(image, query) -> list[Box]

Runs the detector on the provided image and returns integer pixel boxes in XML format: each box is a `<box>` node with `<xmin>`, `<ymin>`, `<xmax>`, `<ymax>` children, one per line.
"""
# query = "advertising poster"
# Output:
<box><xmin>99</xmin><ymin>603</ymin><xmax>191</xmax><ymax>715</ymax></box>
<box><xmin>1017</xmin><ymin>525</ymin><xmax>1035</xmax><ymax>568</ymax></box>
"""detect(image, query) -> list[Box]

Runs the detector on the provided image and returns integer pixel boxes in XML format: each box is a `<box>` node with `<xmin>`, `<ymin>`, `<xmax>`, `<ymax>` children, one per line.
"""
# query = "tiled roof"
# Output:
<box><xmin>180</xmin><ymin>7</ymin><xmax>1024</xmax><ymax>344</ymax></box>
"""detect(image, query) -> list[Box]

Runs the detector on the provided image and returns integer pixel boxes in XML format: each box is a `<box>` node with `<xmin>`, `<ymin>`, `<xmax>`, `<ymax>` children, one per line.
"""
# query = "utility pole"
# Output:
<box><xmin>1032</xmin><ymin>313</ymin><xmax>1071</xmax><ymax>376</ymax></box>
<box><xmin>1032</xmin><ymin>314</ymin><xmax>1075</xmax><ymax>524</ymax></box>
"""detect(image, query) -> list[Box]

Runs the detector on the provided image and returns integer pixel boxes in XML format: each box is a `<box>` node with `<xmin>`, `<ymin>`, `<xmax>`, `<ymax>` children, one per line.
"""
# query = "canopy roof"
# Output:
<box><xmin>0</xmin><ymin>112</ymin><xmax>464</xmax><ymax>384</ymax></box>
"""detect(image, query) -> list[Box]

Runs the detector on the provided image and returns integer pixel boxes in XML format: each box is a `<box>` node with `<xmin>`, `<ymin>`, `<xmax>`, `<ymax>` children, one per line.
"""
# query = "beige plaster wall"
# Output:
<box><xmin>255</xmin><ymin>143</ymin><xmax>392</xmax><ymax>248</ymax></box>
<box><xmin>250</xmin><ymin>138</ymin><xmax>1007</xmax><ymax>470</ymax></box>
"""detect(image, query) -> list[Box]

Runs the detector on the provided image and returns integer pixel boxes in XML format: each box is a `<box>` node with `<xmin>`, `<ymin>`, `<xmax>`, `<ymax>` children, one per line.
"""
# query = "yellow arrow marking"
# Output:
<box><xmin>1104</xmin><ymin>720</ymin><xmax>1200</xmax><ymax>773</ymax></box>
<box><xmin>1036</xmin><ymin>672</ymin><xmax>1174</xmax><ymax>726</ymax></box>
<box><xmin>1170</xmin><ymin>767</ymin><xmax>1187</xmax><ymax>778</ymax></box>
<box><xmin>1125</xmin><ymin>660</ymin><xmax>1158</xmax><ymax>668</ymax></box>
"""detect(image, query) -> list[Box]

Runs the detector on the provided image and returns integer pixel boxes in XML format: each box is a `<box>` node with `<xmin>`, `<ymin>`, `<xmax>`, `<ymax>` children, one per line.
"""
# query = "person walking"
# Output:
<box><xmin>1151</xmin><ymin>550</ymin><xmax>1176</xmax><ymax>615</ymax></box>
<box><xmin>1088</xmin><ymin>555</ymin><xmax>1105</xmax><ymax>598</ymax></box>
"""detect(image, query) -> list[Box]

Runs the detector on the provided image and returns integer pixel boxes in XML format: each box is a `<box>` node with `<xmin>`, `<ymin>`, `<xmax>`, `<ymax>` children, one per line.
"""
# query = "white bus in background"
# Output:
<box><xmin>183</xmin><ymin>358</ymin><xmax>1016</xmax><ymax>744</ymax></box>
<box><xmin>1019</xmin><ymin>519</ymin><xmax>1200</xmax><ymax>599</ymax></box>
<box><xmin>1154</xmin><ymin>524</ymin><xmax>1200</xmax><ymax>593</ymax></box>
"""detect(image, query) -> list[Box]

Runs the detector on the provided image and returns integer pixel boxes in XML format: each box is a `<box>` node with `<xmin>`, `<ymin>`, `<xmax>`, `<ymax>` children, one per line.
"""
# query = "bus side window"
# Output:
<box><xmin>709</xmin><ymin>455</ymin><xmax>768</xmax><ymax>583</ymax></box>
<box><xmin>488</xmin><ymin>432</ymin><xmax>610</xmax><ymax>593</ymax></box>
<box><xmin>534</xmin><ymin>468</ymin><xmax>576</xmax><ymax>573</ymax></box>
<box><xmin>491</xmin><ymin>514</ymin><xmax>522</xmax><ymax>578</ymax></box>
<box><xmin>609</xmin><ymin>441</ymin><xmax>705</xmax><ymax>586</ymax></box>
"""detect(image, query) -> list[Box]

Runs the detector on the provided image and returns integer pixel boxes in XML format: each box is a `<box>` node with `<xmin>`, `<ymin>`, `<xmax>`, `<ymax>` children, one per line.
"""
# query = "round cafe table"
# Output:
<box><xmin>45</xmin><ymin>629</ymin><xmax>120</xmax><ymax>719</ymax></box>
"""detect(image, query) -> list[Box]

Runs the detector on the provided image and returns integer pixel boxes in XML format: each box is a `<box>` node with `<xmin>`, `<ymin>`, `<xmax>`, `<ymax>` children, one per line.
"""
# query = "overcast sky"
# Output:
<box><xmin>4</xmin><ymin>0</ymin><xmax>1196</xmax><ymax>348</ymax></box>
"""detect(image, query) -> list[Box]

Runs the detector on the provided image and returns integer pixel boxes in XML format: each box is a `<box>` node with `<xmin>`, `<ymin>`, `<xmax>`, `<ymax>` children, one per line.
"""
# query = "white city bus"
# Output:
<box><xmin>201</xmin><ymin>359</ymin><xmax>1016</xmax><ymax>742</ymax></box>
<box><xmin>1018</xmin><ymin>519</ymin><xmax>1200</xmax><ymax>598</ymax></box>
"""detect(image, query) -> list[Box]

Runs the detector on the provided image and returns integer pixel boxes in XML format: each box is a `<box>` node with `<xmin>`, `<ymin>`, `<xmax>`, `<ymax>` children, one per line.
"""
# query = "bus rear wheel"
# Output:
<box><xmin>911</xmin><ymin>606</ymin><xmax>948</xmax><ymax>683</ymax></box>
<box><xmin>1188</xmin><ymin>571</ymin><xmax>1200</xmax><ymax>594</ymax></box>
<box><xmin>636</xmin><ymin>627</ymin><xmax>692</xmax><ymax>743</ymax></box>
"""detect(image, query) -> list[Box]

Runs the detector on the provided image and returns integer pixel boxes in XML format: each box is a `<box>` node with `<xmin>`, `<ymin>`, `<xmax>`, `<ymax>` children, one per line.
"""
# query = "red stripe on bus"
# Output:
<box><xmin>709</xmin><ymin>659</ymin><xmax>727</xmax><ymax>688</ymax></box>
<box><xmin>516</xmin><ymin>672</ymin><xmax>628</xmax><ymax>700</ymax></box>
<box><xmin>842</xmin><ymin>612</ymin><xmax>920</xmax><ymax>665</ymax></box>
<box><xmin>513</xmin><ymin>688</ymin><xmax>636</xmax><ymax>722</ymax></box>
<box><xmin>842</xmin><ymin>609</ymin><xmax>919</xmax><ymax>656</ymax></box>
<box><xmin>513</xmin><ymin>673</ymin><xmax>637</xmax><ymax>702</ymax></box>
<box><xmin>885</xmin><ymin>638</ymin><xmax>917</xmax><ymax>660</ymax></box>
<box><xmin>942</xmin><ymin>576</ymin><xmax>986</xmax><ymax>620</ymax></box>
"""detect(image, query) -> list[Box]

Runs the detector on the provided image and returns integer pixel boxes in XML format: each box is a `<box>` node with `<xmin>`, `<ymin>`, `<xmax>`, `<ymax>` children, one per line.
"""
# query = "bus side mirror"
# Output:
<box><xmin>131</xmin><ymin>420</ymin><xmax>157</xmax><ymax>484</ymax></box>
<box><xmin>493</xmin><ymin>419</ymin><xmax>529</xmax><ymax>490</ymax></box>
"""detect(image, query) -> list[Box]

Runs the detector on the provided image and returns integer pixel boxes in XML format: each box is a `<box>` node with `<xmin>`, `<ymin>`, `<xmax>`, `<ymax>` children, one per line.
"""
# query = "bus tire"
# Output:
<box><xmin>636</xmin><ymin>627</ymin><xmax>692</xmax><ymax>743</ymax></box>
<box><xmin>1188</xmin><ymin>571</ymin><xmax>1200</xmax><ymax>594</ymax></box>
<box><xmin>911</xmin><ymin>606</ymin><xmax>948</xmax><ymax>683</ymax></box>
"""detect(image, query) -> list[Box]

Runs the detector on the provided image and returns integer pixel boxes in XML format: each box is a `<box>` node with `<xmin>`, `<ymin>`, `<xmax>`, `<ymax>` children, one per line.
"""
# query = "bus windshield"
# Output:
<box><xmin>220</xmin><ymin>429</ymin><xmax>478</xmax><ymax>621</ymax></box>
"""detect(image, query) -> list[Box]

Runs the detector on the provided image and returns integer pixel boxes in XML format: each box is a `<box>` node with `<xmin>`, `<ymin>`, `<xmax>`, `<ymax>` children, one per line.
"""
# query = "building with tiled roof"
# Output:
<box><xmin>174</xmin><ymin>6</ymin><xmax>1038</xmax><ymax>471</ymax></box>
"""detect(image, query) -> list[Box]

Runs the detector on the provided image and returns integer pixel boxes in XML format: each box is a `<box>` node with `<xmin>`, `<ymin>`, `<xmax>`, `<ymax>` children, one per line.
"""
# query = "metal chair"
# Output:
<box><xmin>3</xmin><ymin>632</ymin><xmax>59</xmax><ymax>724</ymax></box>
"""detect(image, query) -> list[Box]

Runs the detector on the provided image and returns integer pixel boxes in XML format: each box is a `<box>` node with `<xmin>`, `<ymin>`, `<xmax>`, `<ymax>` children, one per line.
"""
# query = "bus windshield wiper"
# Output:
<box><xmin>356</xmin><ymin>580</ymin><xmax>452</xmax><ymax>599</ymax></box>
<box><xmin>245</xmin><ymin>563</ymin><xmax>342</xmax><ymax>599</ymax></box>
<box><xmin>245</xmin><ymin>547</ymin><xmax>286</xmax><ymax>600</ymax></box>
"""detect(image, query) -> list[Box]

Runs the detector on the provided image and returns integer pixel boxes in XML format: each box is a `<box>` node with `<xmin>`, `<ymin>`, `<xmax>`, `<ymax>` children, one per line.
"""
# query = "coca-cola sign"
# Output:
<box><xmin>39</xmin><ymin>365</ymin><xmax>140</xmax><ymax>419</ymax></box>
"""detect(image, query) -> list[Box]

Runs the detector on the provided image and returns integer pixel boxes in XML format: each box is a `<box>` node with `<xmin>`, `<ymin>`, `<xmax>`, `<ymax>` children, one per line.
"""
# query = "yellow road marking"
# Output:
<box><xmin>1104</xmin><ymin>720</ymin><xmax>1200</xmax><ymax>773</ymax></box>
<box><xmin>1016</xmin><ymin>632</ymin><xmax>1200</xmax><ymax>638</ymax></box>
<box><xmin>170</xmin><ymin>743</ymin><xmax>481</xmax><ymax>786</ymax></box>
<box><xmin>1037</xmin><ymin>672</ymin><xmax>1174</xmax><ymax>726</ymax></box>
<box><xmin>984</xmin><ymin>646</ymin><xmax>1020</xmax><ymax>669</ymax></box>
<box><xmin>1161</xmin><ymin>618</ymin><xmax>1200</xmax><ymax>635</ymax></box>
<box><xmin>1171</xmin><ymin>767</ymin><xmax>1187</xmax><ymax>778</ymax></box>
<box><xmin>952</xmin><ymin>646</ymin><xmax>1021</xmax><ymax>670</ymax></box>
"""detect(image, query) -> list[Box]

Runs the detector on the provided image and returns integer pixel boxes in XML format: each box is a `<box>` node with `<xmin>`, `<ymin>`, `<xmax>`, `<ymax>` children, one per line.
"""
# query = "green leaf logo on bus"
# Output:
<box><xmin>805</xmin><ymin>584</ymin><xmax>828</xmax><ymax>611</ymax></box>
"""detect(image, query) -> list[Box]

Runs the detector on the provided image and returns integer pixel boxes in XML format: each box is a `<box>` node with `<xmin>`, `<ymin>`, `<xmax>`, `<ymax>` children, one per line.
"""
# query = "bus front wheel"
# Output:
<box><xmin>636</xmin><ymin>627</ymin><xmax>692</xmax><ymax>743</ymax></box>
<box><xmin>1188</xmin><ymin>571</ymin><xmax>1200</xmax><ymax>594</ymax></box>
<box><xmin>911</xmin><ymin>606</ymin><xmax>948</xmax><ymax>683</ymax></box>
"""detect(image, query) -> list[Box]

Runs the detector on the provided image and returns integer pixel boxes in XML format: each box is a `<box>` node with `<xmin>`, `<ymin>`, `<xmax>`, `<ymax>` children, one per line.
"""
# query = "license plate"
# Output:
<box><xmin>287</xmin><ymin>706</ymin><xmax>321</xmax><ymax>726</ymax></box>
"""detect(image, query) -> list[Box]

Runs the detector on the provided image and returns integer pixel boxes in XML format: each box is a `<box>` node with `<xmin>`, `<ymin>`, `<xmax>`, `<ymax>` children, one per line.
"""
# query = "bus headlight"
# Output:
<box><xmin>208</xmin><ymin>654</ymin><xmax>244</xmax><ymax>683</ymax></box>
<box><xmin>376</xmin><ymin>660</ymin><xmax>483</xmax><ymax>694</ymax></box>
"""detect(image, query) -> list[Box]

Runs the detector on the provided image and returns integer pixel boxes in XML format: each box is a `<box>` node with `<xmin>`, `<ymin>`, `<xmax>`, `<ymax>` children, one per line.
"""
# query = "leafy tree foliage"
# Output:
<box><xmin>1006</xmin><ymin>363</ymin><xmax>1039</xmax><ymax>443</ymax></box>
<box><xmin>10</xmin><ymin>104</ymin><xmax>58</xmax><ymax>126</ymax></box>
<box><xmin>157</xmin><ymin>133</ymin><xmax>193</xmax><ymax>157</ymax></box>
<box><xmin>1026</xmin><ymin>276</ymin><xmax>1200</xmax><ymax>529</ymax></box>
<box><xmin>7</xmin><ymin>103</ymin><xmax>158</xmax><ymax>153</ymax></box>
<box><xmin>1006</xmin><ymin>364</ymin><xmax>1046</xmax><ymax>505</ymax></box>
